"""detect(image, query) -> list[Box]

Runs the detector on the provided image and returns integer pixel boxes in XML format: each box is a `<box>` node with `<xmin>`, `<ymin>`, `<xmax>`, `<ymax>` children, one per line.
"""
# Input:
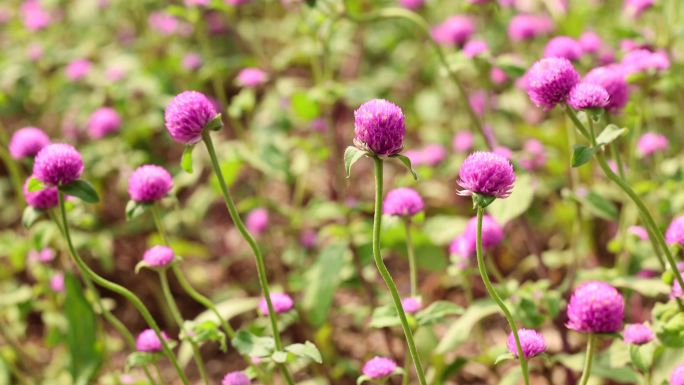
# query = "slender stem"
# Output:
<box><xmin>372</xmin><ymin>157</ymin><xmax>427</xmax><ymax>385</ymax></box>
<box><xmin>475</xmin><ymin>207</ymin><xmax>530</xmax><ymax>385</ymax></box>
<box><xmin>0</xmin><ymin>145</ymin><xmax>24</xmax><ymax>210</ymax></box>
<box><xmin>404</xmin><ymin>220</ymin><xmax>418</xmax><ymax>298</ymax></box>
<box><xmin>159</xmin><ymin>271</ymin><xmax>210</xmax><ymax>385</ymax></box>
<box><xmin>153</xmin><ymin>362</ymin><xmax>165</xmax><ymax>384</ymax></box>
<box><xmin>578</xmin><ymin>334</ymin><xmax>596</xmax><ymax>385</ymax></box>
<box><xmin>56</xmin><ymin>192</ymin><xmax>190</xmax><ymax>385</ymax></box>
<box><xmin>201</xmin><ymin>132</ymin><xmax>295</xmax><ymax>385</ymax></box>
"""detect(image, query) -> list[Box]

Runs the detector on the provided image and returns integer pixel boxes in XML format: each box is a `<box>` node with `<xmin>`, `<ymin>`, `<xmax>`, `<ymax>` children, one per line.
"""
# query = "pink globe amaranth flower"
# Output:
<box><xmin>135</xmin><ymin>329</ymin><xmax>168</xmax><ymax>353</ymax></box>
<box><xmin>246</xmin><ymin>208</ymin><xmax>269</xmax><ymax>236</ymax></box>
<box><xmin>405</xmin><ymin>144</ymin><xmax>446</xmax><ymax>167</ymax></box>
<box><xmin>105</xmin><ymin>67</ymin><xmax>126</xmax><ymax>82</ymax></box>
<box><xmin>464</xmin><ymin>215</ymin><xmax>504</xmax><ymax>250</ymax></box>
<box><xmin>526</xmin><ymin>57</ymin><xmax>579</xmax><ymax>109</ymax></box>
<box><xmin>449</xmin><ymin>236</ymin><xmax>473</xmax><ymax>268</ymax></box>
<box><xmin>33</xmin><ymin>144</ymin><xmax>84</xmax><ymax>186</ymax></box>
<box><xmin>20</xmin><ymin>0</ymin><xmax>52</xmax><ymax>31</ymax></box>
<box><xmin>259</xmin><ymin>293</ymin><xmax>294</xmax><ymax>315</ymax></box>
<box><xmin>236</xmin><ymin>68</ymin><xmax>267</xmax><ymax>88</ymax></box>
<box><xmin>401</xmin><ymin>297</ymin><xmax>422</xmax><ymax>314</ymax></box>
<box><xmin>23</xmin><ymin>176</ymin><xmax>58</xmax><ymax>209</ymax></box>
<box><xmin>383</xmin><ymin>188</ymin><xmax>424</xmax><ymax>217</ymax></box>
<box><xmin>50</xmin><ymin>272</ymin><xmax>65</xmax><ymax>293</ymax></box>
<box><xmin>507</xmin><ymin>329</ymin><xmax>546</xmax><ymax>358</ymax></box>
<box><xmin>623</xmin><ymin>323</ymin><xmax>654</xmax><ymax>345</ymax></box>
<box><xmin>362</xmin><ymin>356</ymin><xmax>397</xmax><ymax>379</ymax></box>
<box><xmin>621</xmin><ymin>49</ymin><xmax>670</xmax><ymax>76</ymax></box>
<box><xmin>148</xmin><ymin>12</ymin><xmax>192</xmax><ymax>36</ymax></box>
<box><xmin>128</xmin><ymin>165</ymin><xmax>173</xmax><ymax>203</ymax></box>
<box><xmin>182</xmin><ymin>53</ymin><xmax>203</xmax><ymax>71</ymax></box>
<box><xmin>9</xmin><ymin>127</ymin><xmax>50</xmax><ymax>160</ymax></box>
<box><xmin>493</xmin><ymin>146</ymin><xmax>513</xmax><ymax>161</ymax></box>
<box><xmin>353</xmin><ymin>99</ymin><xmax>405</xmax><ymax>156</ymax></box>
<box><xmin>671</xmin><ymin>364</ymin><xmax>684</xmax><ymax>385</ymax></box>
<box><xmin>566</xmin><ymin>281</ymin><xmax>624</xmax><ymax>333</ymax></box>
<box><xmin>29</xmin><ymin>248</ymin><xmax>56</xmax><ymax>263</ymax></box>
<box><xmin>27</xmin><ymin>43</ymin><xmax>44</xmax><ymax>61</ymax></box>
<box><xmin>637</xmin><ymin>132</ymin><xmax>668</xmax><ymax>157</ymax></box>
<box><xmin>142</xmin><ymin>246</ymin><xmax>175</xmax><ymax>268</ymax></box>
<box><xmin>519</xmin><ymin>139</ymin><xmax>547</xmax><ymax>171</ymax></box>
<box><xmin>431</xmin><ymin>16</ymin><xmax>475</xmax><ymax>47</ymax></box>
<box><xmin>567</xmin><ymin>83</ymin><xmax>610</xmax><ymax>110</ymax></box>
<box><xmin>458</xmin><ymin>151</ymin><xmax>515</xmax><ymax>199</ymax></box>
<box><xmin>624</xmin><ymin>0</ymin><xmax>654</xmax><ymax>18</ymax></box>
<box><xmin>579</xmin><ymin>31</ymin><xmax>602</xmax><ymax>55</ymax></box>
<box><xmin>599</xmin><ymin>49</ymin><xmax>616</xmax><ymax>65</ymax></box>
<box><xmin>544</xmin><ymin>36</ymin><xmax>583</xmax><ymax>61</ymax></box>
<box><xmin>490</xmin><ymin>67</ymin><xmax>509</xmax><ymax>85</ymax></box>
<box><xmin>222</xmin><ymin>371</ymin><xmax>250</xmax><ymax>385</ymax></box>
<box><xmin>463</xmin><ymin>39</ymin><xmax>489</xmax><ymax>58</ymax></box>
<box><xmin>666</xmin><ymin>216</ymin><xmax>684</xmax><ymax>246</ymax></box>
<box><xmin>398</xmin><ymin>0</ymin><xmax>424</xmax><ymax>9</ymax></box>
<box><xmin>164</xmin><ymin>91</ymin><xmax>218</xmax><ymax>145</ymax></box>
<box><xmin>508</xmin><ymin>14</ymin><xmax>553</xmax><ymax>42</ymax></box>
<box><xmin>88</xmin><ymin>107</ymin><xmax>122</xmax><ymax>139</ymax></box>
<box><xmin>65</xmin><ymin>59</ymin><xmax>92</xmax><ymax>82</ymax></box>
<box><xmin>452</xmin><ymin>131</ymin><xmax>474</xmax><ymax>153</ymax></box>
<box><xmin>300</xmin><ymin>229</ymin><xmax>317</xmax><ymax>249</ymax></box>
<box><xmin>627</xmin><ymin>225</ymin><xmax>649</xmax><ymax>241</ymax></box>
<box><xmin>468</xmin><ymin>90</ymin><xmax>488</xmax><ymax>117</ymax></box>
<box><xmin>584</xmin><ymin>65</ymin><xmax>629</xmax><ymax>112</ymax></box>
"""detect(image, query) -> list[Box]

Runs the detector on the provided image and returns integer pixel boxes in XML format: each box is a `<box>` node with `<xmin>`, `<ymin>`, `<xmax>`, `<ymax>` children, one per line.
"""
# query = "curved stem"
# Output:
<box><xmin>201</xmin><ymin>132</ymin><xmax>295</xmax><ymax>385</ymax></box>
<box><xmin>475</xmin><ymin>207</ymin><xmax>530</xmax><ymax>385</ymax></box>
<box><xmin>159</xmin><ymin>271</ymin><xmax>210</xmax><ymax>385</ymax></box>
<box><xmin>404</xmin><ymin>220</ymin><xmax>418</xmax><ymax>298</ymax></box>
<box><xmin>56</xmin><ymin>192</ymin><xmax>190</xmax><ymax>385</ymax></box>
<box><xmin>372</xmin><ymin>157</ymin><xmax>427</xmax><ymax>385</ymax></box>
<box><xmin>578</xmin><ymin>334</ymin><xmax>596</xmax><ymax>385</ymax></box>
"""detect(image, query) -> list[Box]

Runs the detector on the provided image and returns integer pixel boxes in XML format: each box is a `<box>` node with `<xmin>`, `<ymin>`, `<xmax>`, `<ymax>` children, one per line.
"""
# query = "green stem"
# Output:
<box><xmin>56</xmin><ymin>192</ymin><xmax>190</xmax><ymax>385</ymax></box>
<box><xmin>404</xmin><ymin>220</ymin><xmax>418</xmax><ymax>298</ymax></box>
<box><xmin>201</xmin><ymin>132</ymin><xmax>295</xmax><ymax>385</ymax></box>
<box><xmin>372</xmin><ymin>157</ymin><xmax>427</xmax><ymax>385</ymax></box>
<box><xmin>475</xmin><ymin>207</ymin><xmax>530</xmax><ymax>385</ymax></box>
<box><xmin>578</xmin><ymin>334</ymin><xmax>596</xmax><ymax>385</ymax></box>
<box><xmin>158</xmin><ymin>271</ymin><xmax>210</xmax><ymax>385</ymax></box>
<box><xmin>0</xmin><ymin>145</ymin><xmax>25</xmax><ymax>210</ymax></box>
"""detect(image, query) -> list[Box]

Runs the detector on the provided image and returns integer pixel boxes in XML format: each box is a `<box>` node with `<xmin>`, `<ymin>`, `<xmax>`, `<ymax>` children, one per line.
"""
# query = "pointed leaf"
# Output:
<box><xmin>596</xmin><ymin>124</ymin><xmax>627</xmax><ymax>146</ymax></box>
<box><xmin>271</xmin><ymin>351</ymin><xmax>289</xmax><ymax>363</ymax></box>
<box><xmin>181</xmin><ymin>145</ymin><xmax>194</xmax><ymax>173</ymax></box>
<box><xmin>231</xmin><ymin>330</ymin><xmax>276</xmax><ymax>358</ymax></box>
<box><xmin>59</xmin><ymin>180</ymin><xmax>99</xmax><ymax>203</ymax></box>
<box><xmin>494</xmin><ymin>352</ymin><xmax>515</xmax><ymax>365</ymax></box>
<box><xmin>391</xmin><ymin>154</ymin><xmax>418</xmax><ymax>180</ymax></box>
<box><xmin>125</xmin><ymin>352</ymin><xmax>159</xmax><ymax>371</ymax></box>
<box><xmin>571</xmin><ymin>144</ymin><xmax>595</xmax><ymax>168</ymax></box>
<box><xmin>22</xmin><ymin>206</ymin><xmax>42</xmax><ymax>229</ymax></box>
<box><xmin>27</xmin><ymin>176</ymin><xmax>45</xmax><ymax>193</ymax></box>
<box><xmin>285</xmin><ymin>341</ymin><xmax>323</xmax><ymax>364</ymax></box>
<box><xmin>344</xmin><ymin>146</ymin><xmax>366</xmax><ymax>178</ymax></box>
<box><xmin>204</xmin><ymin>114</ymin><xmax>224</xmax><ymax>131</ymax></box>
<box><xmin>415</xmin><ymin>301</ymin><xmax>465</xmax><ymax>326</ymax></box>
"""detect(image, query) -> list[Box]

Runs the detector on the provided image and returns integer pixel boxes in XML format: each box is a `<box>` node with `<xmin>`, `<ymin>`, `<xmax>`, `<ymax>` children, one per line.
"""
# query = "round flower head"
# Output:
<box><xmin>452</xmin><ymin>131</ymin><xmax>474</xmax><ymax>153</ymax></box>
<box><xmin>526</xmin><ymin>57</ymin><xmax>580</xmax><ymax>109</ymax></box>
<box><xmin>431</xmin><ymin>16</ymin><xmax>475</xmax><ymax>47</ymax></box>
<box><xmin>29</xmin><ymin>248</ymin><xmax>56</xmax><ymax>263</ymax></box>
<box><xmin>544</xmin><ymin>36</ymin><xmax>583</xmax><ymax>61</ymax></box>
<box><xmin>666</xmin><ymin>216</ymin><xmax>684</xmax><ymax>246</ymax></box>
<box><xmin>128</xmin><ymin>165</ymin><xmax>173</xmax><ymax>203</ymax></box>
<box><xmin>627</xmin><ymin>225</ymin><xmax>649</xmax><ymax>241</ymax></box>
<box><xmin>259</xmin><ymin>293</ymin><xmax>293</xmax><ymax>315</ymax></box>
<box><xmin>579</xmin><ymin>31</ymin><xmax>602</xmax><ymax>55</ymax></box>
<box><xmin>50</xmin><ymin>272</ymin><xmax>65</xmax><ymax>293</ymax></box>
<box><xmin>88</xmin><ymin>107</ymin><xmax>122</xmax><ymax>139</ymax></box>
<box><xmin>143</xmin><ymin>246</ymin><xmax>175</xmax><ymax>268</ymax></box>
<box><xmin>246</xmin><ymin>208</ymin><xmax>269</xmax><ymax>236</ymax></box>
<box><xmin>135</xmin><ymin>329</ymin><xmax>168</xmax><ymax>353</ymax></box>
<box><xmin>623</xmin><ymin>323</ymin><xmax>654</xmax><ymax>345</ymax></box>
<box><xmin>182</xmin><ymin>53</ymin><xmax>203</xmax><ymax>71</ymax></box>
<box><xmin>672</xmin><ymin>364</ymin><xmax>684</xmax><ymax>385</ymax></box>
<box><xmin>566</xmin><ymin>281</ymin><xmax>624</xmax><ymax>333</ymax></box>
<box><xmin>300</xmin><ymin>229</ymin><xmax>318</xmax><ymax>249</ymax></box>
<box><xmin>637</xmin><ymin>132</ymin><xmax>668</xmax><ymax>157</ymax></box>
<box><xmin>584</xmin><ymin>65</ymin><xmax>629</xmax><ymax>112</ymax></box>
<box><xmin>20</xmin><ymin>0</ymin><xmax>52</xmax><ymax>31</ymax></box>
<box><xmin>9</xmin><ymin>127</ymin><xmax>50</xmax><ymax>159</ymax></box>
<box><xmin>236</xmin><ymin>68</ymin><xmax>267</xmax><ymax>88</ymax></box>
<box><xmin>449</xmin><ymin>235</ymin><xmax>476</xmax><ymax>263</ymax></box>
<box><xmin>65</xmin><ymin>59</ymin><xmax>92</xmax><ymax>81</ymax></box>
<box><xmin>353</xmin><ymin>99</ymin><xmax>405</xmax><ymax>156</ymax></box>
<box><xmin>398</xmin><ymin>0</ymin><xmax>424</xmax><ymax>10</ymax></box>
<box><xmin>567</xmin><ymin>83</ymin><xmax>610</xmax><ymax>110</ymax></box>
<box><xmin>507</xmin><ymin>329</ymin><xmax>546</xmax><ymax>358</ymax></box>
<box><xmin>401</xmin><ymin>297</ymin><xmax>422</xmax><ymax>314</ymax></box>
<box><xmin>164</xmin><ymin>90</ymin><xmax>218</xmax><ymax>144</ymax></box>
<box><xmin>222</xmin><ymin>371</ymin><xmax>250</xmax><ymax>385</ymax></box>
<box><xmin>621</xmin><ymin>49</ymin><xmax>670</xmax><ymax>76</ymax></box>
<box><xmin>362</xmin><ymin>356</ymin><xmax>397</xmax><ymax>379</ymax></box>
<box><xmin>383</xmin><ymin>188</ymin><xmax>424</xmax><ymax>217</ymax></box>
<box><xmin>23</xmin><ymin>177</ymin><xmax>58</xmax><ymax>209</ymax></box>
<box><xmin>508</xmin><ymin>14</ymin><xmax>553</xmax><ymax>42</ymax></box>
<box><xmin>624</xmin><ymin>0</ymin><xmax>654</xmax><ymax>18</ymax></box>
<box><xmin>463</xmin><ymin>40</ymin><xmax>489</xmax><ymax>58</ymax></box>
<box><xmin>519</xmin><ymin>139</ymin><xmax>547</xmax><ymax>171</ymax></box>
<box><xmin>33</xmin><ymin>144</ymin><xmax>84</xmax><ymax>186</ymax></box>
<box><xmin>458</xmin><ymin>151</ymin><xmax>515</xmax><ymax>199</ymax></box>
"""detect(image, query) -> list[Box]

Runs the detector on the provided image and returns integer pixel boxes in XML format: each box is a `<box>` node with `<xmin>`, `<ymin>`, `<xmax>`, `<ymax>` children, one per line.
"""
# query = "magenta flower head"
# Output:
<box><xmin>23</xmin><ymin>176</ymin><xmax>58</xmax><ymax>209</ymax></box>
<box><xmin>584</xmin><ymin>65</ymin><xmax>630</xmax><ymax>112</ymax></box>
<box><xmin>135</xmin><ymin>329</ymin><xmax>168</xmax><ymax>353</ymax></box>
<box><xmin>637</xmin><ymin>132</ymin><xmax>668</xmax><ymax>157</ymax></box>
<box><xmin>449</xmin><ymin>235</ymin><xmax>476</xmax><ymax>263</ymax></box>
<box><xmin>362</xmin><ymin>356</ymin><xmax>398</xmax><ymax>379</ymax></box>
<box><xmin>50</xmin><ymin>272</ymin><xmax>65</xmax><ymax>293</ymax></box>
<box><xmin>665</xmin><ymin>216</ymin><xmax>684</xmax><ymax>246</ymax></box>
<box><xmin>383</xmin><ymin>188</ymin><xmax>424</xmax><ymax>217</ymax></box>
<box><xmin>88</xmin><ymin>107</ymin><xmax>122</xmax><ymax>139</ymax></box>
<box><xmin>519</xmin><ymin>139</ymin><xmax>547</xmax><ymax>171</ymax></box>
<box><xmin>401</xmin><ymin>297</ymin><xmax>422</xmax><ymax>314</ymax></box>
<box><xmin>463</xmin><ymin>40</ymin><xmax>489</xmax><ymax>58</ymax></box>
<box><xmin>464</xmin><ymin>215</ymin><xmax>504</xmax><ymax>250</ymax></box>
<box><xmin>458</xmin><ymin>152</ymin><xmax>515</xmax><ymax>202</ymax></box>
<box><xmin>398</xmin><ymin>0</ymin><xmax>424</xmax><ymax>10</ymax></box>
<box><xmin>508</xmin><ymin>14</ymin><xmax>553</xmax><ymax>42</ymax></box>
<box><xmin>624</xmin><ymin>0</ymin><xmax>654</xmax><ymax>18</ymax></box>
<box><xmin>579</xmin><ymin>31</ymin><xmax>602</xmax><ymax>55</ymax></box>
<box><xmin>33</xmin><ymin>144</ymin><xmax>84</xmax><ymax>186</ymax></box>
<box><xmin>566</xmin><ymin>83</ymin><xmax>610</xmax><ymax>110</ymax></box>
<box><xmin>142</xmin><ymin>246</ymin><xmax>175</xmax><ymax>268</ymax></box>
<box><xmin>621</xmin><ymin>49</ymin><xmax>670</xmax><ymax>76</ymax></box>
<box><xmin>29</xmin><ymin>248</ymin><xmax>56</xmax><ymax>263</ymax></box>
<box><xmin>222</xmin><ymin>371</ymin><xmax>250</xmax><ymax>385</ymax></box>
<box><xmin>526</xmin><ymin>57</ymin><xmax>580</xmax><ymax>109</ymax></box>
<box><xmin>452</xmin><ymin>131</ymin><xmax>474</xmax><ymax>153</ymax></box>
<box><xmin>164</xmin><ymin>90</ymin><xmax>218</xmax><ymax>144</ymax></box>
<box><xmin>20</xmin><ymin>0</ymin><xmax>52</xmax><ymax>31</ymax></box>
<box><xmin>128</xmin><ymin>165</ymin><xmax>173</xmax><ymax>203</ymax></box>
<box><xmin>259</xmin><ymin>293</ymin><xmax>294</xmax><ymax>315</ymax></box>
<box><xmin>544</xmin><ymin>36</ymin><xmax>583</xmax><ymax>61</ymax></box>
<box><xmin>566</xmin><ymin>281</ymin><xmax>624</xmax><ymax>333</ymax></box>
<box><xmin>246</xmin><ymin>208</ymin><xmax>269</xmax><ymax>236</ymax></box>
<box><xmin>627</xmin><ymin>225</ymin><xmax>649</xmax><ymax>241</ymax></box>
<box><xmin>9</xmin><ymin>127</ymin><xmax>50</xmax><ymax>160</ymax></box>
<box><xmin>507</xmin><ymin>329</ymin><xmax>546</xmax><ymax>359</ymax></box>
<box><xmin>431</xmin><ymin>16</ymin><xmax>475</xmax><ymax>47</ymax></box>
<box><xmin>65</xmin><ymin>59</ymin><xmax>92</xmax><ymax>82</ymax></box>
<box><xmin>182</xmin><ymin>53</ymin><xmax>203</xmax><ymax>71</ymax></box>
<box><xmin>353</xmin><ymin>99</ymin><xmax>405</xmax><ymax>157</ymax></box>
<box><xmin>671</xmin><ymin>364</ymin><xmax>684</xmax><ymax>385</ymax></box>
<box><xmin>236</xmin><ymin>68</ymin><xmax>267</xmax><ymax>88</ymax></box>
<box><xmin>623</xmin><ymin>323</ymin><xmax>654</xmax><ymax>345</ymax></box>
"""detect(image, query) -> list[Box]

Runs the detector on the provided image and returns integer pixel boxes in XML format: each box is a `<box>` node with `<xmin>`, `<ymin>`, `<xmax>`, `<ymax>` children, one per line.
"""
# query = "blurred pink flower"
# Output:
<box><xmin>21</xmin><ymin>0</ymin><xmax>52</xmax><ymax>31</ymax></box>
<box><xmin>65</xmin><ymin>59</ymin><xmax>92</xmax><ymax>81</ymax></box>
<box><xmin>237</xmin><ymin>68</ymin><xmax>267</xmax><ymax>87</ymax></box>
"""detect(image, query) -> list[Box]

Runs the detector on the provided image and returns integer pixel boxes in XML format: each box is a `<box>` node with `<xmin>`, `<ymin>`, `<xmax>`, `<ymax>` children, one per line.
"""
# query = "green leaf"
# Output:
<box><xmin>27</xmin><ymin>176</ymin><xmax>45</xmax><ymax>192</ymax></box>
<box><xmin>125</xmin><ymin>352</ymin><xmax>159</xmax><ymax>371</ymax></box>
<box><xmin>357</xmin><ymin>375</ymin><xmax>371</xmax><ymax>385</ymax></box>
<box><xmin>369</xmin><ymin>304</ymin><xmax>401</xmax><ymax>328</ymax></box>
<box><xmin>629</xmin><ymin>342</ymin><xmax>657</xmax><ymax>373</ymax></box>
<box><xmin>231</xmin><ymin>330</ymin><xmax>276</xmax><ymax>358</ymax></box>
<box><xmin>22</xmin><ymin>206</ymin><xmax>42</xmax><ymax>229</ymax></box>
<box><xmin>125</xmin><ymin>200</ymin><xmax>150</xmax><ymax>221</ymax></box>
<box><xmin>487</xmin><ymin>174</ymin><xmax>534</xmax><ymax>224</ymax></box>
<box><xmin>291</xmin><ymin>92</ymin><xmax>320</xmax><ymax>120</ymax></box>
<box><xmin>186</xmin><ymin>320</ymin><xmax>227</xmax><ymax>351</ymax></box>
<box><xmin>596</xmin><ymin>124</ymin><xmax>627</xmax><ymax>146</ymax></box>
<box><xmin>390</xmin><ymin>154</ymin><xmax>418</xmax><ymax>180</ymax></box>
<box><xmin>181</xmin><ymin>145</ymin><xmax>194</xmax><ymax>173</ymax></box>
<box><xmin>653</xmin><ymin>301</ymin><xmax>684</xmax><ymax>348</ymax></box>
<box><xmin>59</xmin><ymin>180</ymin><xmax>99</xmax><ymax>203</ymax></box>
<box><xmin>494</xmin><ymin>352</ymin><xmax>515</xmax><ymax>365</ymax></box>
<box><xmin>472</xmin><ymin>193</ymin><xmax>496</xmax><ymax>208</ymax></box>
<box><xmin>344</xmin><ymin>146</ymin><xmax>366</xmax><ymax>178</ymax></box>
<box><xmin>581</xmin><ymin>190</ymin><xmax>619</xmax><ymax>220</ymax></box>
<box><xmin>571</xmin><ymin>144</ymin><xmax>595</xmax><ymax>167</ymax></box>
<box><xmin>415</xmin><ymin>301</ymin><xmax>464</xmax><ymax>326</ymax></box>
<box><xmin>436</xmin><ymin>300</ymin><xmax>499</xmax><ymax>354</ymax></box>
<box><xmin>271</xmin><ymin>351</ymin><xmax>289</xmax><ymax>363</ymax></box>
<box><xmin>302</xmin><ymin>243</ymin><xmax>347</xmax><ymax>327</ymax></box>
<box><xmin>285</xmin><ymin>341</ymin><xmax>323</xmax><ymax>364</ymax></box>
<box><xmin>204</xmin><ymin>114</ymin><xmax>224</xmax><ymax>131</ymax></box>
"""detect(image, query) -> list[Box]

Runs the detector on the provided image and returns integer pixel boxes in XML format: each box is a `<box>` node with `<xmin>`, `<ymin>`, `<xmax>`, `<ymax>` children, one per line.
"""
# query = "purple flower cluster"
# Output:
<box><xmin>382</xmin><ymin>188</ymin><xmax>424</xmax><ymax>217</ymax></box>
<box><xmin>584</xmin><ymin>65</ymin><xmax>629</xmax><ymax>112</ymax></box>
<box><xmin>362</xmin><ymin>356</ymin><xmax>397</xmax><ymax>379</ymax></box>
<box><xmin>9</xmin><ymin>127</ymin><xmax>50</xmax><ymax>160</ymax></box>
<box><xmin>142</xmin><ymin>246</ymin><xmax>175</xmax><ymax>268</ymax></box>
<box><xmin>621</xmin><ymin>49</ymin><xmax>670</xmax><ymax>76</ymax></box>
<box><xmin>566</xmin><ymin>281</ymin><xmax>624</xmax><ymax>333</ymax></box>
<box><xmin>431</xmin><ymin>16</ymin><xmax>475</xmax><ymax>47</ymax></box>
<box><xmin>135</xmin><ymin>329</ymin><xmax>168</xmax><ymax>353</ymax></box>
<box><xmin>566</xmin><ymin>83</ymin><xmax>610</xmax><ymax>110</ymax></box>
<box><xmin>259</xmin><ymin>293</ymin><xmax>294</xmax><ymax>315</ymax></box>
<box><xmin>33</xmin><ymin>144</ymin><xmax>84</xmax><ymax>186</ymax></box>
<box><xmin>65</xmin><ymin>59</ymin><xmax>92</xmax><ymax>82</ymax></box>
<box><xmin>543</xmin><ymin>36</ymin><xmax>582</xmax><ymax>61</ymax></box>
<box><xmin>458</xmin><ymin>151</ymin><xmax>515</xmax><ymax>199</ymax></box>
<box><xmin>88</xmin><ymin>107</ymin><xmax>122</xmax><ymax>139</ymax></box>
<box><xmin>164</xmin><ymin>91</ymin><xmax>218</xmax><ymax>144</ymax></box>
<box><xmin>353</xmin><ymin>99</ymin><xmax>405</xmax><ymax>156</ymax></box>
<box><xmin>526</xmin><ymin>57</ymin><xmax>579</xmax><ymax>109</ymax></box>
<box><xmin>665</xmin><ymin>216</ymin><xmax>684</xmax><ymax>246</ymax></box>
<box><xmin>222</xmin><ymin>371</ymin><xmax>250</xmax><ymax>385</ymax></box>
<box><xmin>398</xmin><ymin>0</ymin><xmax>424</xmax><ymax>9</ymax></box>
<box><xmin>623</xmin><ymin>323</ymin><xmax>654</xmax><ymax>345</ymax></box>
<box><xmin>508</xmin><ymin>14</ymin><xmax>553</xmax><ymax>42</ymax></box>
<box><xmin>246</xmin><ymin>208</ymin><xmax>269</xmax><ymax>236</ymax></box>
<box><xmin>507</xmin><ymin>329</ymin><xmax>546</xmax><ymax>358</ymax></box>
<box><xmin>637</xmin><ymin>132</ymin><xmax>668</xmax><ymax>157</ymax></box>
<box><xmin>128</xmin><ymin>165</ymin><xmax>173</xmax><ymax>203</ymax></box>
